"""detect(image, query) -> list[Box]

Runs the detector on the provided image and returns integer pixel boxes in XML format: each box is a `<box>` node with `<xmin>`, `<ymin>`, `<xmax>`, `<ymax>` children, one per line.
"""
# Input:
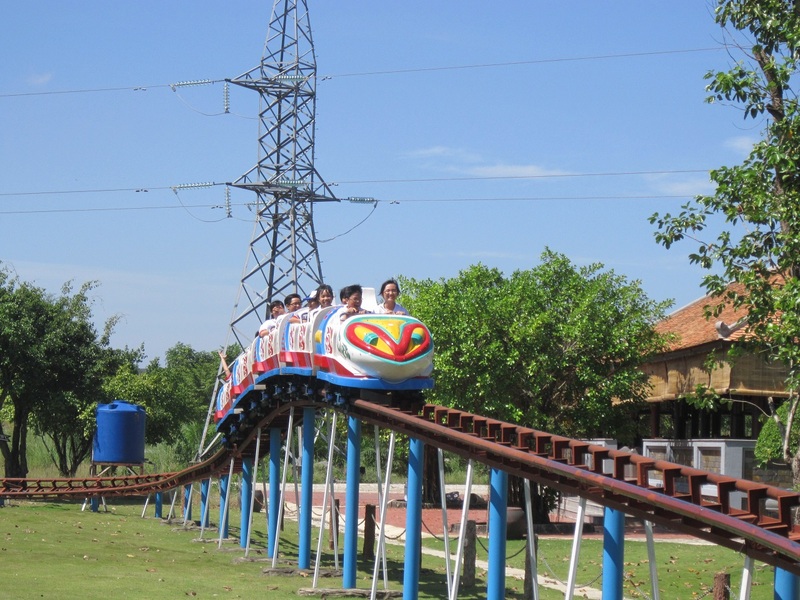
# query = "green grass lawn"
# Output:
<box><xmin>0</xmin><ymin>498</ymin><xmax>778</xmax><ymax>599</ymax></box>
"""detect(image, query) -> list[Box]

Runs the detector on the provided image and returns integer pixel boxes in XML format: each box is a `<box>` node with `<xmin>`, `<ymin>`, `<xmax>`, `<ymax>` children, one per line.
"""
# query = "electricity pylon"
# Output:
<box><xmin>226</xmin><ymin>0</ymin><xmax>337</xmax><ymax>348</ymax></box>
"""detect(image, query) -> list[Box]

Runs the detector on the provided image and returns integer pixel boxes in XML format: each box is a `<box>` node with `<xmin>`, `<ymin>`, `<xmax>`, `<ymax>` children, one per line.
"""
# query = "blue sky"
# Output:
<box><xmin>1</xmin><ymin>2</ymin><xmax>756</xmax><ymax>362</ymax></box>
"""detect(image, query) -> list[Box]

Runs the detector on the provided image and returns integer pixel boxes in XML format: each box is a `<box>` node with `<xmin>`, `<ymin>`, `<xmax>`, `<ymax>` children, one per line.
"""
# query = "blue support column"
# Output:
<box><xmin>90</xmin><ymin>497</ymin><xmax>99</xmax><ymax>512</ymax></box>
<box><xmin>602</xmin><ymin>507</ymin><xmax>625</xmax><ymax>600</ymax></box>
<box><xmin>775</xmin><ymin>567</ymin><xmax>799</xmax><ymax>600</ymax></box>
<box><xmin>403</xmin><ymin>437</ymin><xmax>424</xmax><ymax>600</ymax></box>
<box><xmin>487</xmin><ymin>468</ymin><xmax>509</xmax><ymax>600</ymax></box>
<box><xmin>343</xmin><ymin>416</ymin><xmax>362</xmax><ymax>589</ymax></box>
<box><xmin>240</xmin><ymin>457</ymin><xmax>254</xmax><ymax>548</ymax></box>
<box><xmin>268</xmin><ymin>427</ymin><xmax>281</xmax><ymax>558</ymax></box>
<box><xmin>183</xmin><ymin>484</ymin><xmax>192</xmax><ymax>521</ymax></box>
<box><xmin>154</xmin><ymin>492</ymin><xmax>163</xmax><ymax>519</ymax></box>
<box><xmin>219</xmin><ymin>473</ymin><xmax>230</xmax><ymax>539</ymax></box>
<box><xmin>199</xmin><ymin>479</ymin><xmax>210</xmax><ymax>527</ymax></box>
<box><xmin>299</xmin><ymin>407</ymin><xmax>316</xmax><ymax>569</ymax></box>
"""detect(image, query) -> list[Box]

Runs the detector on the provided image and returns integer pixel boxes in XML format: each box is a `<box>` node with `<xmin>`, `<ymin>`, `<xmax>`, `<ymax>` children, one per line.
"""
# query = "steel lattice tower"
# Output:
<box><xmin>226</xmin><ymin>0</ymin><xmax>336</xmax><ymax>348</ymax></box>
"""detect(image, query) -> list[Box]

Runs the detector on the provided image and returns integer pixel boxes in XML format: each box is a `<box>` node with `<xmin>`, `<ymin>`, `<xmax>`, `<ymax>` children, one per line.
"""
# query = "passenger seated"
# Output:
<box><xmin>298</xmin><ymin>289</ymin><xmax>320</xmax><ymax>322</ymax></box>
<box><xmin>270</xmin><ymin>300</ymin><xmax>285</xmax><ymax>318</ymax></box>
<box><xmin>316</xmin><ymin>284</ymin><xmax>335</xmax><ymax>309</ymax></box>
<box><xmin>375</xmin><ymin>278</ymin><xmax>409</xmax><ymax>315</ymax></box>
<box><xmin>285</xmin><ymin>293</ymin><xmax>302</xmax><ymax>313</ymax></box>
<box><xmin>258</xmin><ymin>299</ymin><xmax>286</xmax><ymax>337</ymax></box>
<box><xmin>338</xmin><ymin>284</ymin><xmax>370</xmax><ymax>320</ymax></box>
<box><xmin>285</xmin><ymin>293</ymin><xmax>303</xmax><ymax>323</ymax></box>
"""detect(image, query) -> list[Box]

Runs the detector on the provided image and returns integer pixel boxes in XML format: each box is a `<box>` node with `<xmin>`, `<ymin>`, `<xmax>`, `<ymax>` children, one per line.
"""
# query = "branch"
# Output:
<box><xmin>727</xmin><ymin>396</ymin><xmax>772</xmax><ymax>419</ymax></box>
<box><xmin>783</xmin><ymin>392</ymin><xmax>798</xmax><ymax>464</ymax></box>
<box><xmin>767</xmin><ymin>397</ymin><xmax>789</xmax><ymax>455</ymax></box>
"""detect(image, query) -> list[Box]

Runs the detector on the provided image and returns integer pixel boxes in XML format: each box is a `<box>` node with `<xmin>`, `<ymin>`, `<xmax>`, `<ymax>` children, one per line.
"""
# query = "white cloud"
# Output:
<box><xmin>643</xmin><ymin>173</ymin><xmax>714</xmax><ymax>197</ymax></box>
<box><xmin>403</xmin><ymin>146</ymin><xmax>483</xmax><ymax>163</ymax></box>
<box><xmin>404</xmin><ymin>145</ymin><xmax>568</xmax><ymax>179</ymax></box>
<box><xmin>429</xmin><ymin>249</ymin><xmax>529</xmax><ymax>261</ymax></box>
<box><xmin>1</xmin><ymin>258</ymin><xmax>235</xmax><ymax>359</ymax></box>
<box><xmin>724</xmin><ymin>135</ymin><xmax>757</xmax><ymax>155</ymax></box>
<box><xmin>464</xmin><ymin>163</ymin><xmax>570</xmax><ymax>178</ymax></box>
<box><xmin>26</xmin><ymin>72</ymin><xmax>53</xmax><ymax>86</ymax></box>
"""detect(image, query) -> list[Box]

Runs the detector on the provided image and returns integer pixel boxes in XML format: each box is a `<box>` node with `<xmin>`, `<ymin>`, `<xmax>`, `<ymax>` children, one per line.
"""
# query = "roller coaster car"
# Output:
<box><xmin>214</xmin><ymin>304</ymin><xmax>434</xmax><ymax>432</ymax></box>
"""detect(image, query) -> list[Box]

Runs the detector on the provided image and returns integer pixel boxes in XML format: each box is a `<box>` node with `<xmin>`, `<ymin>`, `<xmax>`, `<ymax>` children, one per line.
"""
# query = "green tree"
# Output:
<box><xmin>102</xmin><ymin>343</ymin><xmax>219</xmax><ymax>450</ymax></box>
<box><xmin>31</xmin><ymin>321</ymin><xmax>141</xmax><ymax>477</ymax></box>
<box><xmin>159</xmin><ymin>342</ymin><xmax>221</xmax><ymax>423</ymax></box>
<box><xmin>649</xmin><ymin>0</ymin><xmax>800</xmax><ymax>485</ymax></box>
<box><xmin>401</xmin><ymin>250</ymin><xmax>671</xmax><ymax>441</ymax></box>
<box><xmin>0</xmin><ymin>270</ymin><xmax>123</xmax><ymax>477</ymax></box>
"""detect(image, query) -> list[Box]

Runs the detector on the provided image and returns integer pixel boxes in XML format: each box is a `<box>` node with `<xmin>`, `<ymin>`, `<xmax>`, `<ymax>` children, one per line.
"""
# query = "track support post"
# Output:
<box><xmin>487</xmin><ymin>468</ymin><xmax>508</xmax><ymax>600</ymax></box>
<box><xmin>268</xmin><ymin>427</ymin><xmax>281</xmax><ymax>559</ymax></box>
<box><xmin>403</xmin><ymin>437</ymin><xmax>424</xmax><ymax>600</ymax></box>
<box><xmin>602</xmin><ymin>507</ymin><xmax>625</xmax><ymax>600</ymax></box>
<box><xmin>299</xmin><ymin>407</ymin><xmax>315</xmax><ymax>569</ymax></box>
<box><xmin>343</xmin><ymin>416</ymin><xmax>362</xmax><ymax>589</ymax></box>
<box><xmin>774</xmin><ymin>567</ymin><xmax>798</xmax><ymax>600</ymax></box>
<box><xmin>240</xmin><ymin>456</ymin><xmax>253</xmax><ymax>548</ymax></box>
<box><xmin>200</xmin><ymin>479</ymin><xmax>210</xmax><ymax>528</ymax></box>
<box><xmin>219</xmin><ymin>470</ymin><xmax>230</xmax><ymax>539</ymax></box>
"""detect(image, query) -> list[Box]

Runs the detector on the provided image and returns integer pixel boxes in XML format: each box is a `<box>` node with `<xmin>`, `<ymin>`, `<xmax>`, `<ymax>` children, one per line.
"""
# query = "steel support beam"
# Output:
<box><xmin>343</xmin><ymin>416</ymin><xmax>362</xmax><ymax>588</ymax></box>
<box><xmin>403</xmin><ymin>437</ymin><xmax>424</xmax><ymax>600</ymax></box>
<box><xmin>299</xmin><ymin>407</ymin><xmax>315</xmax><ymax>568</ymax></box>
<box><xmin>240</xmin><ymin>457</ymin><xmax>253</xmax><ymax>549</ymax></box>
<box><xmin>774</xmin><ymin>567</ymin><xmax>798</xmax><ymax>600</ymax></box>
<box><xmin>268</xmin><ymin>427</ymin><xmax>281</xmax><ymax>559</ymax></box>
<box><xmin>602</xmin><ymin>507</ymin><xmax>625</xmax><ymax>600</ymax></box>
<box><xmin>487</xmin><ymin>468</ymin><xmax>509</xmax><ymax>600</ymax></box>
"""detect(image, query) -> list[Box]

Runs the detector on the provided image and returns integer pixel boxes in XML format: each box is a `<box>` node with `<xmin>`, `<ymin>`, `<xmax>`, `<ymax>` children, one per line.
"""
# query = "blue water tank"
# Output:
<box><xmin>92</xmin><ymin>401</ymin><xmax>146</xmax><ymax>464</ymax></box>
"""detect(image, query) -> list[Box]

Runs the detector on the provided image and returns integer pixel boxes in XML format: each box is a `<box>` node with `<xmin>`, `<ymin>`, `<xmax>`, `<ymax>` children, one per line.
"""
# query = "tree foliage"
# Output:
<box><xmin>649</xmin><ymin>0</ymin><xmax>800</xmax><ymax>484</ymax></box>
<box><xmin>400</xmin><ymin>250</ymin><xmax>671</xmax><ymax>443</ymax></box>
<box><xmin>756</xmin><ymin>401</ymin><xmax>800</xmax><ymax>466</ymax></box>
<box><xmin>0</xmin><ymin>267</ymin><xmax>131</xmax><ymax>477</ymax></box>
<box><xmin>102</xmin><ymin>344</ymin><xmax>219</xmax><ymax>447</ymax></box>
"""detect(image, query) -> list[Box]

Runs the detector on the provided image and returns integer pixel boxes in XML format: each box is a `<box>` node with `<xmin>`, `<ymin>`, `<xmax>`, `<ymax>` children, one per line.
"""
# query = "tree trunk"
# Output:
<box><xmin>5</xmin><ymin>409</ymin><xmax>30</xmax><ymax>478</ymax></box>
<box><xmin>43</xmin><ymin>431</ymin><xmax>92</xmax><ymax>477</ymax></box>
<box><xmin>422</xmin><ymin>443</ymin><xmax>440</xmax><ymax>505</ymax></box>
<box><xmin>509</xmin><ymin>476</ymin><xmax>552</xmax><ymax>523</ymax></box>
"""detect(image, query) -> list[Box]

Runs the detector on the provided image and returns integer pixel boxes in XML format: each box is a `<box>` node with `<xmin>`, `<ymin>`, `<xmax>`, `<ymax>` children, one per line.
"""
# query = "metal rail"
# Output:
<box><xmin>2</xmin><ymin>394</ymin><xmax>799</xmax><ymax>574</ymax></box>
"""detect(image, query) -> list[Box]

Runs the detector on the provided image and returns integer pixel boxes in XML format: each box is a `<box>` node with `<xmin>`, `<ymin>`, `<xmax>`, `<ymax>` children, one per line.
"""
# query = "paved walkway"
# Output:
<box><xmin>270</xmin><ymin>483</ymin><xmax>710</xmax><ymax>598</ymax></box>
<box><xmin>280</xmin><ymin>484</ymin><xmax>606</xmax><ymax>599</ymax></box>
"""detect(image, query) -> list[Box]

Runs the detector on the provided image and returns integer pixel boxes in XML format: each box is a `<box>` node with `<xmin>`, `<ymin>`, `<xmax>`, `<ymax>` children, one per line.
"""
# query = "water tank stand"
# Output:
<box><xmin>80</xmin><ymin>462</ymin><xmax>144</xmax><ymax>512</ymax></box>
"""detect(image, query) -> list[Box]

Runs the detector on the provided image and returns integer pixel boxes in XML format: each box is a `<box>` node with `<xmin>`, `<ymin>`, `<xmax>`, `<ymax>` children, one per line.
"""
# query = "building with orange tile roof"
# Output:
<box><xmin>641</xmin><ymin>285</ymin><xmax>789</xmax><ymax>441</ymax></box>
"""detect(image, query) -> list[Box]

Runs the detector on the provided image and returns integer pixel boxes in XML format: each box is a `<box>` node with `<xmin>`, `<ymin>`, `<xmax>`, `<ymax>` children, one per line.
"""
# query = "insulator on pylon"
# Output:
<box><xmin>173</xmin><ymin>182</ymin><xmax>214</xmax><ymax>190</ymax></box>
<box><xmin>224</xmin><ymin>82</ymin><xmax>230</xmax><ymax>114</ymax></box>
<box><xmin>170</xmin><ymin>79</ymin><xmax>214</xmax><ymax>91</ymax></box>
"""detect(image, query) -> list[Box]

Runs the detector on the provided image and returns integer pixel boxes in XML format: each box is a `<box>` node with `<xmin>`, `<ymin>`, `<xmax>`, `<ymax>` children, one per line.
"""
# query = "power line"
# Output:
<box><xmin>0</xmin><ymin>203</ymin><xmax>235</xmax><ymax>215</ymax></box>
<box><xmin>0</xmin><ymin>79</ymin><xmax>226</xmax><ymax>99</ymax></box>
<box><xmin>0</xmin><ymin>84</ymin><xmax>173</xmax><ymax>98</ymax></box>
<box><xmin>394</xmin><ymin>194</ymin><xmax>690</xmax><ymax>203</ymax></box>
<box><xmin>0</xmin><ymin>183</ymin><xmax>227</xmax><ymax>198</ymax></box>
<box><xmin>0</xmin><ymin>48</ymin><xmax>720</xmax><ymax>99</ymax></box>
<box><xmin>0</xmin><ymin>186</ymin><xmax>173</xmax><ymax>197</ymax></box>
<box><xmin>321</xmin><ymin>47</ymin><xmax>722</xmax><ymax>79</ymax></box>
<box><xmin>0</xmin><ymin>169</ymin><xmax>710</xmax><ymax>199</ymax></box>
<box><xmin>0</xmin><ymin>193</ymin><xmax>697</xmax><ymax>216</ymax></box>
<box><xmin>331</xmin><ymin>169</ymin><xmax>710</xmax><ymax>185</ymax></box>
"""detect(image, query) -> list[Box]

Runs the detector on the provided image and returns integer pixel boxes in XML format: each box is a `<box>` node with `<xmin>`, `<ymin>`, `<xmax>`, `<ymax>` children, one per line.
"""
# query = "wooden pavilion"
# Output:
<box><xmin>641</xmin><ymin>285</ymin><xmax>789</xmax><ymax>442</ymax></box>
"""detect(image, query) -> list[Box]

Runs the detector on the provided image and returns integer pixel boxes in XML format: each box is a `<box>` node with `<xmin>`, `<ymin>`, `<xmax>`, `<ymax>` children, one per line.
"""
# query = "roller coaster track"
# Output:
<box><xmin>2</xmin><ymin>393</ymin><xmax>799</xmax><ymax>575</ymax></box>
